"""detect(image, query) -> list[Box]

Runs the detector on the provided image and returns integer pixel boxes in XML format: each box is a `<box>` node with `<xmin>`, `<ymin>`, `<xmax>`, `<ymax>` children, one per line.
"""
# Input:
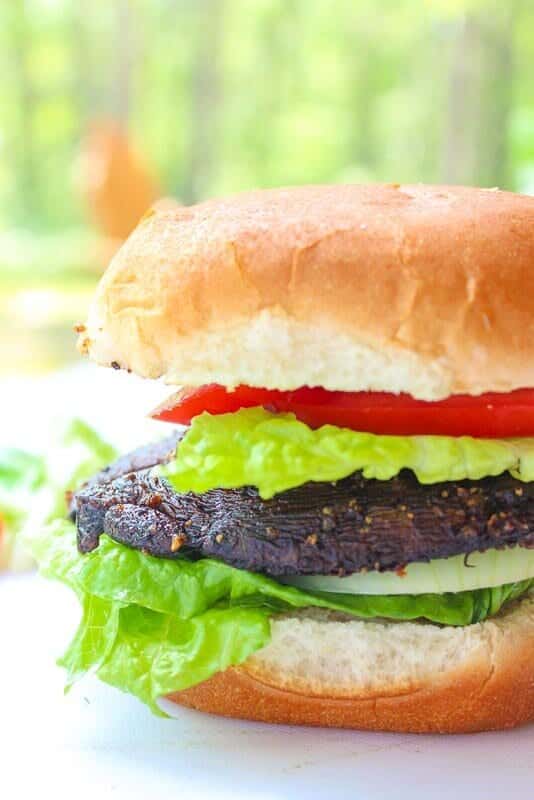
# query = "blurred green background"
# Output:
<box><xmin>1</xmin><ymin>0</ymin><xmax>534</xmax><ymax>375</ymax></box>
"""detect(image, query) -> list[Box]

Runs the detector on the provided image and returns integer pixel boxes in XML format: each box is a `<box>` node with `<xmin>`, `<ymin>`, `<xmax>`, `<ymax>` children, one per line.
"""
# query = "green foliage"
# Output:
<box><xmin>0</xmin><ymin>0</ymin><xmax>532</xmax><ymax>232</ymax></box>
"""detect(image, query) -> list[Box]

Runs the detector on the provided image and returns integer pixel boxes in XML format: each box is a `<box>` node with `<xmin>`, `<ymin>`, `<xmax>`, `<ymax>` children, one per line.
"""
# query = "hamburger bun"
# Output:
<box><xmin>166</xmin><ymin>596</ymin><xmax>534</xmax><ymax>733</ymax></box>
<box><xmin>80</xmin><ymin>183</ymin><xmax>534</xmax><ymax>400</ymax></box>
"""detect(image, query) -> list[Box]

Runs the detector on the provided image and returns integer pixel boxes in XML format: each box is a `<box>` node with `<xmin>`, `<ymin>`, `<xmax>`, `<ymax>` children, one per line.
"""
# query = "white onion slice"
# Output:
<box><xmin>284</xmin><ymin>546</ymin><xmax>534</xmax><ymax>595</ymax></box>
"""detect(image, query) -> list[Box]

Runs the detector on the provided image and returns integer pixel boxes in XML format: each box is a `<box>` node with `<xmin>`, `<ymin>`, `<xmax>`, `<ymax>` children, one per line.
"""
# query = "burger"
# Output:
<box><xmin>34</xmin><ymin>184</ymin><xmax>534</xmax><ymax>733</ymax></box>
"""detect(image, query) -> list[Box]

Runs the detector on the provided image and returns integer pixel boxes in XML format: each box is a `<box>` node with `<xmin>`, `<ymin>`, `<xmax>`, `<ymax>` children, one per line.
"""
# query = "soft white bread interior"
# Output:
<box><xmin>168</xmin><ymin>595</ymin><xmax>534</xmax><ymax>733</ymax></box>
<box><xmin>80</xmin><ymin>184</ymin><xmax>534</xmax><ymax>399</ymax></box>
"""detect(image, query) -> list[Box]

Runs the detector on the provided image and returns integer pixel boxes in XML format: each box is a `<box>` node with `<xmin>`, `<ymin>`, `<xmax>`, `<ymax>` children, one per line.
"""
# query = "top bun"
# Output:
<box><xmin>79</xmin><ymin>184</ymin><xmax>534</xmax><ymax>400</ymax></box>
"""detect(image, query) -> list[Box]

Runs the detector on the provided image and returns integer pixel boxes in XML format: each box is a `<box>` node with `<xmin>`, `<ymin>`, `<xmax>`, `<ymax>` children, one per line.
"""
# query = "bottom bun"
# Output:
<box><xmin>168</xmin><ymin>597</ymin><xmax>534</xmax><ymax>733</ymax></box>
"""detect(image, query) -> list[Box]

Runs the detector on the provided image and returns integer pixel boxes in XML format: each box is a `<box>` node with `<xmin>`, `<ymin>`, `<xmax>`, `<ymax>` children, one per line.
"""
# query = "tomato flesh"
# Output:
<box><xmin>151</xmin><ymin>384</ymin><xmax>534</xmax><ymax>438</ymax></box>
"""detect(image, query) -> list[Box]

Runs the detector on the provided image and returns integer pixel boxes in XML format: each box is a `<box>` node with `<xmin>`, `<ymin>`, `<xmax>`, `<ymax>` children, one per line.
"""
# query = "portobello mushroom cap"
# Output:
<box><xmin>72</xmin><ymin>436</ymin><xmax>534</xmax><ymax>576</ymax></box>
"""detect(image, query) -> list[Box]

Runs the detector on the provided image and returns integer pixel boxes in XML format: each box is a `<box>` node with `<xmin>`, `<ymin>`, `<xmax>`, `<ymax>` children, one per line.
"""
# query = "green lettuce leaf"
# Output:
<box><xmin>31</xmin><ymin>521</ymin><xmax>533</xmax><ymax>713</ymax></box>
<box><xmin>59</xmin><ymin>594</ymin><xmax>124</xmax><ymax>688</ymax></box>
<box><xmin>162</xmin><ymin>408</ymin><xmax>534</xmax><ymax>499</ymax></box>
<box><xmin>2</xmin><ymin>421</ymin><xmax>116</xmax><ymax>570</ymax></box>
<box><xmin>96</xmin><ymin>604</ymin><xmax>270</xmax><ymax>714</ymax></box>
<box><xmin>0</xmin><ymin>448</ymin><xmax>47</xmax><ymax>492</ymax></box>
<box><xmin>47</xmin><ymin>419</ymin><xmax>118</xmax><ymax>521</ymax></box>
<box><xmin>0</xmin><ymin>448</ymin><xmax>47</xmax><ymax>526</ymax></box>
<box><xmin>0</xmin><ymin>449</ymin><xmax>48</xmax><ymax>567</ymax></box>
<box><xmin>61</xmin><ymin>419</ymin><xmax>117</xmax><ymax>489</ymax></box>
<box><xmin>36</xmin><ymin>520</ymin><xmax>534</xmax><ymax>628</ymax></box>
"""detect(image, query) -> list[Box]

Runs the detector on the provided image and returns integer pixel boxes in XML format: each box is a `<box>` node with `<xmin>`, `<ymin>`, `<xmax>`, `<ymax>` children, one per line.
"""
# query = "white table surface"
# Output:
<box><xmin>1</xmin><ymin>366</ymin><xmax>533</xmax><ymax>799</ymax></box>
<box><xmin>0</xmin><ymin>363</ymin><xmax>167</xmax><ymax>452</ymax></box>
<box><xmin>1</xmin><ymin>574</ymin><xmax>533</xmax><ymax>800</ymax></box>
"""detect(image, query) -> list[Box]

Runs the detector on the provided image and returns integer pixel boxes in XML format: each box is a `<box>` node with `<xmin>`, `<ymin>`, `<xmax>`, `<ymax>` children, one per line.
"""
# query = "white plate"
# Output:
<box><xmin>1</xmin><ymin>573</ymin><xmax>533</xmax><ymax>800</ymax></box>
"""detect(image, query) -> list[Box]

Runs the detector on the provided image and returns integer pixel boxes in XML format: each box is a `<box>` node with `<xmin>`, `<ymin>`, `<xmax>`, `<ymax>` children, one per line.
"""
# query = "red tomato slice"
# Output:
<box><xmin>151</xmin><ymin>384</ymin><xmax>534</xmax><ymax>438</ymax></box>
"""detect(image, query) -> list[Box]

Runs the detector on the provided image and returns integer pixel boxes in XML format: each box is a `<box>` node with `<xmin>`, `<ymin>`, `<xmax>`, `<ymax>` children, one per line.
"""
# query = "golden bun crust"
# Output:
<box><xmin>166</xmin><ymin>598</ymin><xmax>534</xmax><ymax>734</ymax></box>
<box><xmin>81</xmin><ymin>184</ymin><xmax>534</xmax><ymax>399</ymax></box>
